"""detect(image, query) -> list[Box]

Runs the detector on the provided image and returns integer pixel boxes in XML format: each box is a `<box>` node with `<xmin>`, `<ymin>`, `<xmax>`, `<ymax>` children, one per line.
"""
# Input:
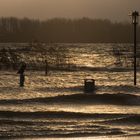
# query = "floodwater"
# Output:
<box><xmin>0</xmin><ymin>43</ymin><xmax>140</xmax><ymax>139</ymax></box>
<box><xmin>15</xmin><ymin>136</ymin><xmax>140</xmax><ymax>140</ymax></box>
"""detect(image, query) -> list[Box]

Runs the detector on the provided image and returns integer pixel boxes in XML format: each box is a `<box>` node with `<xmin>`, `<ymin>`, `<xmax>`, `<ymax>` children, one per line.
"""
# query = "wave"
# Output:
<box><xmin>0</xmin><ymin>93</ymin><xmax>139</xmax><ymax>105</ymax></box>
<box><xmin>0</xmin><ymin>111</ymin><xmax>139</xmax><ymax>138</ymax></box>
<box><xmin>103</xmin><ymin>115</ymin><xmax>140</xmax><ymax>125</ymax></box>
<box><xmin>0</xmin><ymin>110</ymin><xmax>139</xmax><ymax>120</ymax></box>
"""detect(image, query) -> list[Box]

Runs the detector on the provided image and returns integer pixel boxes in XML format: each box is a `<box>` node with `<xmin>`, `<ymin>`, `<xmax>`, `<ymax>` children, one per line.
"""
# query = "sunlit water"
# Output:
<box><xmin>0</xmin><ymin>43</ymin><xmax>140</xmax><ymax>139</ymax></box>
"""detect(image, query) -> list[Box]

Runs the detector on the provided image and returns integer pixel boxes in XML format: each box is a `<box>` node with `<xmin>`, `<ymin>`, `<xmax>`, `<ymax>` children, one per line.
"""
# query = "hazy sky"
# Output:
<box><xmin>0</xmin><ymin>0</ymin><xmax>139</xmax><ymax>21</ymax></box>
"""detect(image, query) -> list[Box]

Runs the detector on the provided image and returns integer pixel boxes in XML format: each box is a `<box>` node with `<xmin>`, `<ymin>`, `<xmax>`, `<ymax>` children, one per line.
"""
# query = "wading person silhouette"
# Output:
<box><xmin>17</xmin><ymin>63</ymin><xmax>26</xmax><ymax>87</ymax></box>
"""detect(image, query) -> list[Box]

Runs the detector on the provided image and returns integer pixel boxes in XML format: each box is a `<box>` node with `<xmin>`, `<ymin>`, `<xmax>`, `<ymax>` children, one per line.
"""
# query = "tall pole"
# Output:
<box><xmin>134</xmin><ymin>17</ymin><xmax>137</xmax><ymax>85</ymax></box>
<box><xmin>130</xmin><ymin>11</ymin><xmax>139</xmax><ymax>85</ymax></box>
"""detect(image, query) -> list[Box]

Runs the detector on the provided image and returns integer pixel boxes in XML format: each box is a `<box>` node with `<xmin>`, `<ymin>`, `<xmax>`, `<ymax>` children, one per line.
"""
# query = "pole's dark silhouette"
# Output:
<box><xmin>134</xmin><ymin>19</ymin><xmax>137</xmax><ymax>85</ymax></box>
<box><xmin>130</xmin><ymin>11</ymin><xmax>139</xmax><ymax>85</ymax></box>
<box><xmin>131</xmin><ymin>11</ymin><xmax>139</xmax><ymax>85</ymax></box>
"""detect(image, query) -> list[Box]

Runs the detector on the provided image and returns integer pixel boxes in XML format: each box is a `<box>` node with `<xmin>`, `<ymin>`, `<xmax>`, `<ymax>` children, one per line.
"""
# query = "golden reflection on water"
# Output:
<box><xmin>0</xmin><ymin>104</ymin><xmax>139</xmax><ymax>114</ymax></box>
<box><xmin>0</xmin><ymin>70</ymin><xmax>140</xmax><ymax>100</ymax></box>
<box><xmin>0</xmin><ymin>44</ymin><xmax>140</xmax><ymax>138</ymax></box>
<box><xmin>0</xmin><ymin>70</ymin><xmax>140</xmax><ymax>114</ymax></box>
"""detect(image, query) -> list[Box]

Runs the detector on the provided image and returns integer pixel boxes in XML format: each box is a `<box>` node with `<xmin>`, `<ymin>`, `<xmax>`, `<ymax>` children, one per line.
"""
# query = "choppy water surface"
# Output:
<box><xmin>0</xmin><ymin>43</ymin><xmax>140</xmax><ymax>139</ymax></box>
<box><xmin>15</xmin><ymin>136</ymin><xmax>140</xmax><ymax>140</ymax></box>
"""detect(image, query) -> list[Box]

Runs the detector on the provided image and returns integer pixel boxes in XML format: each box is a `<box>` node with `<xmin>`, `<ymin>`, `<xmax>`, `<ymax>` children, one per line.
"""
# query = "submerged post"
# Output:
<box><xmin>45</xmin><ymin>60</ymin><xmax>48</xmax><ymax>76</ymax></box>
<box><xmin>129</xmin><ymin>11</ymin><xmax>139</xmax><ymax>85</ymax></box>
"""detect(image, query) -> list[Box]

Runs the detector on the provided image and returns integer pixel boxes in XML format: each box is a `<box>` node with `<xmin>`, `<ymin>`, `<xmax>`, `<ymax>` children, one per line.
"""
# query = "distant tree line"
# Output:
<box><xmin>0</xmin><ymin>17</ymin><xmax>139</xmax><ymax>43</ymax></box>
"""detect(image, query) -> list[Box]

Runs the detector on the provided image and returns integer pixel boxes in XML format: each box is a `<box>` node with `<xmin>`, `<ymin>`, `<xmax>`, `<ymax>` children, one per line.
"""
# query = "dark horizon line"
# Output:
<box><xmin>0</xmin><ymin>16</ymin><xmax>130</xmax><ymax>23</ymax></box>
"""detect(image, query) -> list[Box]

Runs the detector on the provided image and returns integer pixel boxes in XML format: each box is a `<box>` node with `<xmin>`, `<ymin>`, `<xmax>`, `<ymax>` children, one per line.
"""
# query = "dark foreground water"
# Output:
<box><xmin>13</xmin><ymin>136</ymin><xmax>140</xmax><ymax>140</ymax></box>
<box><xmin>0</xmin><ymin>43</ymin><xmax>140</xmax><ymax>139</ymax></box>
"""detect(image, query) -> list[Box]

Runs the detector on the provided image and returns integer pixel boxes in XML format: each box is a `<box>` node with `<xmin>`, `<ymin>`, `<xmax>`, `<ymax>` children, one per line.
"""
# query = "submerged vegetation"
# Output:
<box><xmin>0</xmin><ymin>43</ymin><xmax>140</xmax><ymax>71</ymax></box>
<box><xmin>0</xmin><ymin>43</ymin><xmax>71</xmax><ymax>71</ymax></box>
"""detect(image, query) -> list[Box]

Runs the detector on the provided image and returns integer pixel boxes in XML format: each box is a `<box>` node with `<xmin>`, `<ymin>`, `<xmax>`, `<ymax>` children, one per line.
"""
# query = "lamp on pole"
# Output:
<box><xmin>129</xmin><ymin>11</ymin><xmax>139</xmax><ymax>85</ymax></box>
